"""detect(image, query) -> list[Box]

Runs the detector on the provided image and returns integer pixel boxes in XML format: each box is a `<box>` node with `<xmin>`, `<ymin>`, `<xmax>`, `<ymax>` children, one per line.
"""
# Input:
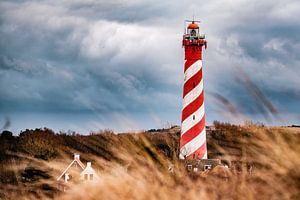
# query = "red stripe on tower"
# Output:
<box><xmin>179</xmin><ymin>20</ymin><xmax>208</xmax><ymax>160</ymax></box>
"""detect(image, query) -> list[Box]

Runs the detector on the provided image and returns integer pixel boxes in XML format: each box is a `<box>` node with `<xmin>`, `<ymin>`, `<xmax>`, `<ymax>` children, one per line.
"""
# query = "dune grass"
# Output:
<box><xmin>0</xmin><ymin>123</ymin><xmax>299</xmax><ymax>199</ymax></box>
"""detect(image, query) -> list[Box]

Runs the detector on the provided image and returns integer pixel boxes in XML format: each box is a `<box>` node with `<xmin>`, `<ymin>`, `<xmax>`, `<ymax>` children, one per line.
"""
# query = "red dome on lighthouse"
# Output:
<box><xmin>188</xmin><ymin>22</ymin><xmax>199</xmax><ymax>29</ymax></box>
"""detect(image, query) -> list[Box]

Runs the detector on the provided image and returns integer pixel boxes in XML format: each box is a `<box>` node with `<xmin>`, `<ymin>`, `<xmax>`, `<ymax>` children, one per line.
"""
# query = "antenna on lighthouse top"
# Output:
<box><xmin>185</xmin><ymin>20</ymin><xmax>201</xmax><ymax>23</ymax></box>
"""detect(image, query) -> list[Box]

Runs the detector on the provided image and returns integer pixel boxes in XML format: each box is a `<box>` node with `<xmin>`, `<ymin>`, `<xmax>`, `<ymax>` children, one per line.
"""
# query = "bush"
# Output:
<box><xmin>19</xmin><ymin>128</ymin><xmax>59</xmax><ymax>160</ymax></box>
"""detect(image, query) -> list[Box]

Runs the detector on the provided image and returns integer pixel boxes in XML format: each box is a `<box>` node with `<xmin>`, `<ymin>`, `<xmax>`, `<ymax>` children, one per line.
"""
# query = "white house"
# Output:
<box><xmin>80</xmin><ymin>162</ymin><xmax>100</xmax><ymax>181</ymax></box>
<box><xmin>57</xmin><ymin>153</ymin><xmax>99</xmax><ymax>191</ymax></box>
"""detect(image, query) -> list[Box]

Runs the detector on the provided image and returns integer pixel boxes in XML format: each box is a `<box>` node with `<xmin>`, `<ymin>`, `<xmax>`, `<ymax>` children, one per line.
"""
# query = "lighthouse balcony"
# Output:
<box><xmin>184</xmin><ymin>34</ymin><xmax>205</xmax><ymax>40</ymax></box>
<box><xmin>182</xmin><ymin>38</ymin><xmax>207</xmax><ymax>46</ymax></box>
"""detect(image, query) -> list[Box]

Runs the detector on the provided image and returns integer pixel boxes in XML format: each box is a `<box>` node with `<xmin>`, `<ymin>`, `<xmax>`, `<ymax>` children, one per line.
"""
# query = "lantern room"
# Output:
<box><xmin>183</xmin><ymin>20</ymin><xmax>205</xmax><ymax>41</ymax></box>
<box><xmin>187</xmin><ymin>22</ymin><xmax>199</xmax><ymax>37</ymax></box>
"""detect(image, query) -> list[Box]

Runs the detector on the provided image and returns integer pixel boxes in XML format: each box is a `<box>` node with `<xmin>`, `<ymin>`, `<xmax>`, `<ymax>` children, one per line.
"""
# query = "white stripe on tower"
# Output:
<box><xmin>182</xmin><ymin>80</ymin><xmax>203</xmax><ymax>109</ymax></box>
<box><xmin>181</xmin><ymin>104</ymin><xmax>204</xmax><ymax>134</ymax></box>
<box><xmin>179</xmin><ymin>128</ymin><xmax>206</xmax><ymax>159</ymax></box>
<box><xmin>184</xmin><ymin>60</ymin><xmax>202</xmax><ymax>83</ymax></box>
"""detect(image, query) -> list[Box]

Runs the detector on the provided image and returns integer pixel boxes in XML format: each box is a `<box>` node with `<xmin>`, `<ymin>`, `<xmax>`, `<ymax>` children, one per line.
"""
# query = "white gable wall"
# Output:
<box><xmin>80</xmin><ymin>162</ymin><xmax>100</xmax><ymax>181</ymax></box>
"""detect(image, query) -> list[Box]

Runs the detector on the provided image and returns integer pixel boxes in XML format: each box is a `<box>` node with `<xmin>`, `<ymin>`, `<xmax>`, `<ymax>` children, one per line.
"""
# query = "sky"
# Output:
<box><xmin>0</xmin><ymin>0</ymin><xmax>300</xmax><ymax>134</ymax></box>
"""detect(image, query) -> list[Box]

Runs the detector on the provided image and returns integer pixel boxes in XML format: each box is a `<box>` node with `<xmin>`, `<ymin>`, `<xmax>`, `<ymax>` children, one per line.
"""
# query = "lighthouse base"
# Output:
<box><xmin>183</xmin><ymin>158</ymin><xmax>221</xmax><ymax>172</ymax></box>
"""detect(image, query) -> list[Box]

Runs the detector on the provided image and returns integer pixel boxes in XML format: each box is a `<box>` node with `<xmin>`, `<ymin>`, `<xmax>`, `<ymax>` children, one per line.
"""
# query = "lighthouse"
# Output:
<box><xmin>179</xmin><ymin>20</ymin><xmax>208</xmax><ymax>160</ymax></box>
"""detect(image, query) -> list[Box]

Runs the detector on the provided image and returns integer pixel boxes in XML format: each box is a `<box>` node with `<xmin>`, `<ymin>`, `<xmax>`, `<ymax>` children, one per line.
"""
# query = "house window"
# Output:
<box><xmin>187</xmin><ymin>164</ymin><xmax>192</xmax><ymax>171</ymax></box>
<box><xmin>84</xmin><ymin>174</ymin><xmax>88</xmax><ymax>180</ymax></box>
<box><xmin>193</xmin><ymin>167</ymin><xmax>198</xmax><ymax>172</ymax></box>
<box><xmin>204</xmin><ymin>165</ymin><xmax>212</xmax><ymax>170</ymax></box>
<box><xmin>90</xmin><ymin>174</ymin><xmax>93</xmax><ymax>180</ymax></box>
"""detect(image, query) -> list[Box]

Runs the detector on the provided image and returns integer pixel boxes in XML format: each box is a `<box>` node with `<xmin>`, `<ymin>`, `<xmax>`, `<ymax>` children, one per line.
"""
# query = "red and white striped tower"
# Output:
<box><xmin>179</xmin><ymin>21</ymin><xmax>208</xmax><ymax>160</ymax></box>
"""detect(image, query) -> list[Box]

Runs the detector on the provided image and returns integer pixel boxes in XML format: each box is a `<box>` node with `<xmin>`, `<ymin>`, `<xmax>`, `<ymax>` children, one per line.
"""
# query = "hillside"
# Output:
<box><xmin>0</xmin><ymin>122</ymin><xmax>299</xmax><ymax>199</ymax></box>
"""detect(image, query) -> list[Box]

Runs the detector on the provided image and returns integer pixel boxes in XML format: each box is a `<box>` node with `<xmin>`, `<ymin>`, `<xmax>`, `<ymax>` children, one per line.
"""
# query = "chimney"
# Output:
<box><xmin>87</xmin><ymin>162</ymin><xmax>91</xmax><ymax>167</ymax></box>
<box><xmin>74</xmin><ymin>153</ymin><xmax>80</xmax><ymax>160</ymax></box>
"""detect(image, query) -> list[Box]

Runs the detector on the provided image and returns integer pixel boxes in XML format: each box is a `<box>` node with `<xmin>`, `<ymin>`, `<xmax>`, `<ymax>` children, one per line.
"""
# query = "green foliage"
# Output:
<box><xmin>18</xmin><ymin>128</ymin><xmax>60</xmax><ymax>160</ymax></box>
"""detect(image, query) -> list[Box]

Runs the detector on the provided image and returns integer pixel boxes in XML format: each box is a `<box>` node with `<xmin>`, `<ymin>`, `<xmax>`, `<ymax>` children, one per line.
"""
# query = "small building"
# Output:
<box><xmin>80</xmin><ymin>162</ymin><xmax>100</xmax><ymax>181</ymax></box>
<box><xmin>57</xmin><ymin>153</ymin><xmax>99</xmax><ymax>191</ymax></box>
<box><xmin>184</xmin><ymin>159</ymin><xmax>221</xmax><ymax>173</ymax></box>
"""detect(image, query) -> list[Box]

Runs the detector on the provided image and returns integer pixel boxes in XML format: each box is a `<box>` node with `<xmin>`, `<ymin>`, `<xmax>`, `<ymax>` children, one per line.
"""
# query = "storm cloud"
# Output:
<box><xmin>0</xmin><ymin>0</ymin><xmax>299</xmax><ymax>133</ymax></box>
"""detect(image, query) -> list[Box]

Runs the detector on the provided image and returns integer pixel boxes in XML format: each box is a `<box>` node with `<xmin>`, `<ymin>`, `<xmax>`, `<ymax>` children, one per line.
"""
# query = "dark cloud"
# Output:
<box><xmin>0</xmin><ymin>0</ymin><xmax>299</xmax><ymax>133</ymax></box>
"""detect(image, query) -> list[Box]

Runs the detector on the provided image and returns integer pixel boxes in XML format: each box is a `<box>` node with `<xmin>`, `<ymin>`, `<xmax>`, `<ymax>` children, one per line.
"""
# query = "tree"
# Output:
<box><xmin>1</xmin><ymin>130</ymin><xmax>13</xmax><ymax>139</ymax></box>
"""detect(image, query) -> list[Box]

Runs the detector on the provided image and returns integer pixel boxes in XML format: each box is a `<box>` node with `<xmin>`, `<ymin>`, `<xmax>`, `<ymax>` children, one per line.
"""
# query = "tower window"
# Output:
<box><xmin>193</xmin><ymin>82</ymin><xmax>196</xmax><ymax>88</ymax></box>
<box><xmin>204</xmin><ymin>165</ymin><xmax>212</xmax><ymax>170</ymax></box>
<box><xmin>193</xmin><ymin>115</ymin><xmax>195</xmax><ymax>120</ymax></box>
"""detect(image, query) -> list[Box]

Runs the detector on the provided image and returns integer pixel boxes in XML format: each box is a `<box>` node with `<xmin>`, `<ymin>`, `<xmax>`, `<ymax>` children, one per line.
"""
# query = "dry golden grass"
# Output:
<box><xmin>1</xmin><ymin>124</ymin><xmax>299</xmax><ymax>200</ymax></box>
